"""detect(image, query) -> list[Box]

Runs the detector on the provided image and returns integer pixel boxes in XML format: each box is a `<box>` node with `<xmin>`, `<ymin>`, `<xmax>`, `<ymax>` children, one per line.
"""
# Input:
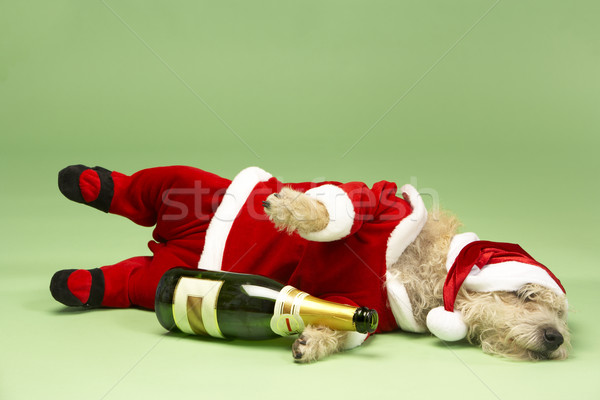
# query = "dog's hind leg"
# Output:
<box><xmin>50</xmin><ymin>256</ymin><xmax>152</xmax><ymax>308</ymax></box>
<box><xmin>58</xmin><ymin>165</ymin><xmax>231</xmax><ymax>227</ymax></box>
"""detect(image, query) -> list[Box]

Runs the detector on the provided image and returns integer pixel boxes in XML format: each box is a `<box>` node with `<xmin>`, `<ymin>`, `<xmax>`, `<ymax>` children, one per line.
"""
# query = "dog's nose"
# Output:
<box><xmin>542</xmin><ymin>328</ymin><xmax>564</xmax><ymax>351</ymax></box>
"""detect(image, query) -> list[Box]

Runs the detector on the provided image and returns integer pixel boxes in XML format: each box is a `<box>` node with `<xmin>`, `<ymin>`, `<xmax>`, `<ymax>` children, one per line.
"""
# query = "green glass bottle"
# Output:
<box><xmin>155</xmin><ymin>268</ymin><xmax>378</xmax><ymax>339</ymax></box>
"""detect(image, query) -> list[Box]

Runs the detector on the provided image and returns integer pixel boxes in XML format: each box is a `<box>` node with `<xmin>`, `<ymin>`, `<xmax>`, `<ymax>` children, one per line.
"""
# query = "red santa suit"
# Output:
<box><xmin>54</xmin><ymin>165</ymin><xmax>428</xmax><ymax>342</ymax></box>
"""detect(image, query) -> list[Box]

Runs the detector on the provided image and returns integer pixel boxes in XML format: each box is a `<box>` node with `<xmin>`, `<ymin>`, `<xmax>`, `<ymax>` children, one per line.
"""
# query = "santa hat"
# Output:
<box><xmin>426</xmin><ymin>233</ymin><xmax>566</xmax><ymax>342</ymax></box>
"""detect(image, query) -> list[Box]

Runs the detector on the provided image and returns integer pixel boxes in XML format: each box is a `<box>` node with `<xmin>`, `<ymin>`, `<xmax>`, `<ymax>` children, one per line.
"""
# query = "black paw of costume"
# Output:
<box><xmin>50</xmin><ymin>268</ymin><xmax>105</xmax><ymax>308</ymax></box>
<box><xmin>58</xmin><ymin>164</ymin><xmax>114</xmax><ymax>213</ymax></box>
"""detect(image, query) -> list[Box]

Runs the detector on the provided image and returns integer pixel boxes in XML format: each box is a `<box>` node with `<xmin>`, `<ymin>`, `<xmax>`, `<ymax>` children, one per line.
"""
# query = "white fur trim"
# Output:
<box><xmin>385</xmin><ymin>184</ymin><xmax>428</xmax><ymax>268</ymax></box>
<box><xmin>300</xmin><ymin>185</ymin><xmax>355</xmax><ymax>242</ymax></box>
<box><xmin>426</xmin><ymin>306</ymin><xmax>468</xmax><ymax>341</ymax></box>
<box><xmin>446</xmin><ymin>232</ymin><xmax>565</xmax><ymax>297</ymax></box>
<box><xmin>464</xmin><ymin>261</ymin><xmax>565</xmax><ymax>297</ymax></box>
<box><xmin>386</xmin><ymin>272</ymin><xmax>426</xmax><ymax>333</ymax></box>
<box><xmin>342</xmin><ymin>332</ymin><xmax>368</xmax><ymax>350</ymax></box>
<box><xmin>198</xmin><ymin>167</ymin><xmax>273</xmax><ymax>270</ymax></box>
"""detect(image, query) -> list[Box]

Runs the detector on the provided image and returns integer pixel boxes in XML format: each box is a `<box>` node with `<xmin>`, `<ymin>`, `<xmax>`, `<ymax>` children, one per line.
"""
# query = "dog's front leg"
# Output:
<box><xmin>263</xmin><ymin>187</ymin><xmax>329</xmax><ymax>236</ymax></box>
<box><xmin>292</xmin><ymin>325</ymin><xmax>367</xmax><ymax>363</ymax></box>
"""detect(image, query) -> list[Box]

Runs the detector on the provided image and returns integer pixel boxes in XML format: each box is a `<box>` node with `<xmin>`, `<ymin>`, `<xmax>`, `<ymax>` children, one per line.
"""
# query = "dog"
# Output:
<box><xmin>264</xmin><ymin>187</ymin><xmax>570</xmax><ymax>362</ymax></box>
<box><xmin>51</xmin><ymin>165</ymin><xmax>570</xmax><ymax>362</ymax></box>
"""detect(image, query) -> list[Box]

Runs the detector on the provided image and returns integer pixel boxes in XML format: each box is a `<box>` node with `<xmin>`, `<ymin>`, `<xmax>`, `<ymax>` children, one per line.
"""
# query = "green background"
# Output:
<box><xmin>1</xmin><ymin>1</ymin><xmax>599</xmax><ymax>399</ymax></box>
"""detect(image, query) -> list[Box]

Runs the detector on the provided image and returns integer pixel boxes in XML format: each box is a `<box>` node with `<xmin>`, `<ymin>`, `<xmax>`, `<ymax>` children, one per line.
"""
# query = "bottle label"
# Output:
<box><xmin>270</xmin><ymin>286</ymin><xmax>306</xmax><ymax>336</ymax></box>
<box><xmin>271</xmin><ymin>314</ymin><xmax>305</xmax><ymax>336</ymax></box>
<box><xmin>172</xmin><ymin>277</ymin><xmax>225</xmax><ymax>339</ymax></box>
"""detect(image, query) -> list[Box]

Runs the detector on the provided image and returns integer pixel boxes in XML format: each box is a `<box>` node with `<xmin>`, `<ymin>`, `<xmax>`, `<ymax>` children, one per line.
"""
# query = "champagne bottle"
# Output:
<box><xmin>155</xmin><ymin>268</ymin><xmax>378</xmax><ymax>340</ymax></box>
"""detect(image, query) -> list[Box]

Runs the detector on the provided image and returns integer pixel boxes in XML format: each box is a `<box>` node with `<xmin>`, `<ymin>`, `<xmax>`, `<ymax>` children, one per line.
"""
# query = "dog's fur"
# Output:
<box><xmin>264</xmin><ymin>187</ymin><xmax>570</xmax><ymax>363</ymax></box>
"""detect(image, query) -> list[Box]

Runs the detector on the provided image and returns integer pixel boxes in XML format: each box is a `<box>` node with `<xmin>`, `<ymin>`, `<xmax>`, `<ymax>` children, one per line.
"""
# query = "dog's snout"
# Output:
<box><xmin>542</xmin><ymin>328</ymin><xmax>564</xmax><ymax>351</ymax></box>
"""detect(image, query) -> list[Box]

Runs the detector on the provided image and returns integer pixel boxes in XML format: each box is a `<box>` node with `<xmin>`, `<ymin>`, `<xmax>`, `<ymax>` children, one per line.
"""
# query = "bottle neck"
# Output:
<box><xmin>271</xmin><ymin>286</ymin><xmax>377</xmax><ymax>336</ymax></box>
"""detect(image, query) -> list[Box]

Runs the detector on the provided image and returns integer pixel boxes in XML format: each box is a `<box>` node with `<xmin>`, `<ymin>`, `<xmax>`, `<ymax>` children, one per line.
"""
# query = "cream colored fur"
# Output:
<box><xmin>264</xmin><ymin>187</ymin><xmax>329</xmax><ymax>236</ymax></box>
<box><xmin>291</xmin><ymin>326</ymin><xmax>351</xmax><ymax>363</ymax></box>
<box><xmin>264</xmin><ymin>189</ymin><xmax>570</xmax><ymax>363</ymax></box>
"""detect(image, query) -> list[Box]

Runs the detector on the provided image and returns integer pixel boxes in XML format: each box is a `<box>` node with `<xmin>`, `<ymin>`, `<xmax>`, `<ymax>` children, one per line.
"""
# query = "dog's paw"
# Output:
<box><xmin>292</xmin><ymin>333</ymin><xmax>312</xmax><ymax>362</ymax></box>
<box><xmin>263</xmin><ymin>187</ymin><xmax>328</xmax><ymax>236</ymax></box>
<box><xmin>291</xmin><ymin>325</ymin><xmax>347</xmax><ymax>363</ymax></box>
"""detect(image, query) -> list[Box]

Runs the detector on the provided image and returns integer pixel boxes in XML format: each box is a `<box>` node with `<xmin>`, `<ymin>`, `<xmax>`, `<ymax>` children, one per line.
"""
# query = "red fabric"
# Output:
<box><xmin>79</xmin><ymin>169</ymin><xmax>101</xmax><ymax>203</ymax></box>
<box><xmin>89</xmin><ymin>166</ymin><xmax>415</xmax><ymax>333</ymax></box>
<box><xmin>222</xmin><ymin>178</ymin><xmax>411</xmax><ymax>333</ymax></box>
<box><xmin>322</xmin><ymin>295</ymin><xmax>359</xmax><ymax>307</ymax></box>
<box><xmin>94</xmin><ymin>166</ymin><xmax>229</xmax><ymax>309</ymax></box>
<box><xmin>443</xmin><ymin>241</ymin><xmax>566</xmax><ymax>312</ymax></box>
<box><xmin>99</xmin><ymin>256</ymin><xmax>150</xmax><ymax>308</ymax></box>
<box><xmin>67</xmin><ymin>269</ymin><xmax>92</xmax><ymax>303</ymax></box>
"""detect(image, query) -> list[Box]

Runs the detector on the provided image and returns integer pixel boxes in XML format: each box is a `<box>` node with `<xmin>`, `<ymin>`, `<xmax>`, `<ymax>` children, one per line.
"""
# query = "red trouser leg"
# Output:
<box><xmin>99</xmin><ymin>256</ymin><xmax>152</xmax><ymax>308</ymax></box>
<box><xmin>60</xmin><ymin>164</ymin><xmax>231</xmax><ymax>233</ymax></box>
<box><xmin>108</xmin><ymin>166</ymin><xmax>232</xmax><ymax>238</ymax></box>
<box><xmin>127</xmin><ymin>242</ymin><xmax>199</xmax><ymax>309</ymax></box>
<box><xmin>100</xmin><ymin>241</ymin><xmax>202</xmax><ymax>309</ymax></box>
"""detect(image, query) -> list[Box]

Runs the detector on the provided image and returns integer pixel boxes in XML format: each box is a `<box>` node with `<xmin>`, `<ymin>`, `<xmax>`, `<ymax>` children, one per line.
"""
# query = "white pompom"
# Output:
<box><xmin>426</xmin><ymin>306</ymin><xmax>468</xmax><ymax>341</ymax></box>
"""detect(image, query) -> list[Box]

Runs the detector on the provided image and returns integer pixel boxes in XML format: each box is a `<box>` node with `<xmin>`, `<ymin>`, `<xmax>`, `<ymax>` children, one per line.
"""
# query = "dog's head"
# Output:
<box><xmin>457</xmin><ymin>283</ymin><xmax>570</xmax><ymax>360</ymax></box>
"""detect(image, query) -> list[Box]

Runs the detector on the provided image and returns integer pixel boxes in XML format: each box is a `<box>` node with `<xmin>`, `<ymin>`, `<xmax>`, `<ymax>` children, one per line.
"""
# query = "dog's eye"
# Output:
<box><xmin>517</xmin><ymin>291</ymin><xmax>536</xmax><ymax>302</ymax></box>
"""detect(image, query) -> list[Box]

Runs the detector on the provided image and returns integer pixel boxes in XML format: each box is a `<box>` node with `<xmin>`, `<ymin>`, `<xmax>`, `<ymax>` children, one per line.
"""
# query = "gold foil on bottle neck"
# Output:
<box><xmin>275</xmin><ymin>286</ymin><xmax>358</xmax><ymax>333</ymax></box>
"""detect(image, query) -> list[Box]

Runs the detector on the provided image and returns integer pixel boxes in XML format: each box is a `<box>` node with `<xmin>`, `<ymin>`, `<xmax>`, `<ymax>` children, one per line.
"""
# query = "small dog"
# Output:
<box><xmin>51</xmin><ymin>165</ymin><xmax>570</xmax><ymax>363</ymax></box>
<box><xmin>264</xmin><ymin>187</ymin><xmax>570</xmax><ymax>362</ymax></box>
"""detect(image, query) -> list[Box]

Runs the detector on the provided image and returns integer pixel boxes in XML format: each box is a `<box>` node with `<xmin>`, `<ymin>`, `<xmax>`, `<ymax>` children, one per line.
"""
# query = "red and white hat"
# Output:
<box><xmin>426</xmin><ymin>233</ymin><xmax>566</xmax><ymax>341</ymax></box>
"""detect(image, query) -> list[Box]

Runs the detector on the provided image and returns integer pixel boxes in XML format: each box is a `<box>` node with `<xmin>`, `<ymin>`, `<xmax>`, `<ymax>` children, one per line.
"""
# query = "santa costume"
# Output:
<box><xmin>51</xmin><ymin>165</ymin><xmax>565</xmax><ymax>346</ymax></box>
<box><xmin>51</xmin><ymin>165</ymin><xmax>427</xmax><ymax>339</ymax></box>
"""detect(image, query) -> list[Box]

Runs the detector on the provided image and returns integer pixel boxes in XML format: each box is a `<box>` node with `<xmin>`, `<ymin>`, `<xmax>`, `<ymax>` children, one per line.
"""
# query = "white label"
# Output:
<box><xmin>270</xmin><ymin>314</ymin><xmax>305</xmax><ymax>336</ymax></box>
<box><xmin>270</xmin><ymin>285</ymin><xmax>306</xmax><ymax>336</ymax></box>
<box><xmin>172</xmin><ymin>277</ymin><xmax>225</xmax><ymax>338</ymax></box>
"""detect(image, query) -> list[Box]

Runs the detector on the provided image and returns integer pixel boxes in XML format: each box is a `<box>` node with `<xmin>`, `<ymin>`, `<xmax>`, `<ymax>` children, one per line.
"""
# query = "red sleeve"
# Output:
<box><xmin>300</xmin><ymin>180</ymin><xmax>410</xmax><ymax>242</ymax></box>
<box><xmin>321</xmin><ymin>295</ymin><xmax>360</xmax><ymax>307</ymax></box>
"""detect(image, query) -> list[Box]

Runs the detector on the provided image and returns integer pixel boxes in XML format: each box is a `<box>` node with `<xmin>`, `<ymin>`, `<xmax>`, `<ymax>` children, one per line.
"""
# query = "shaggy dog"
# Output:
<box><xmin>264</xmin><ymin>188</ymin><xmax>570</xmax><ymax>362</ymax></box>
<box><xmin>51</xmin><ymin>165</ymin><xmax>570</xmax><ymax>363</ymax></box>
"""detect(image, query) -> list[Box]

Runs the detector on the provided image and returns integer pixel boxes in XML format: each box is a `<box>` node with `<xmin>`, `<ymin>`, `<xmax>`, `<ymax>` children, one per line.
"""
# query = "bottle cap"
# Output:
<box><xmin>353</xmin><ymin>307</ymin><xmax>379</xmax><ymax>333</ymax></box>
